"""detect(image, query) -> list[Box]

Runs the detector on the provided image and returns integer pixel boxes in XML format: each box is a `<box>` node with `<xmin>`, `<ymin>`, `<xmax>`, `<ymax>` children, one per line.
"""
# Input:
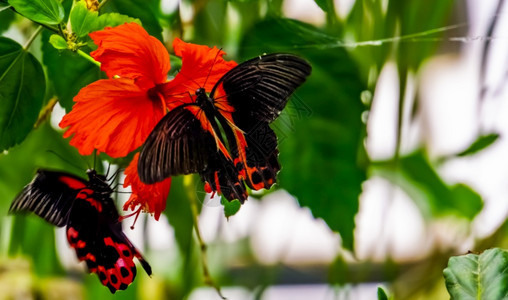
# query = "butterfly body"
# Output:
<box><xmin>10</xmin><ymin>169</ymin><xmax>151</xmax><ymax>293</ymax></box>
<box><xmin>139</xmin><ymin>53</ymin><xmax>311</xmax><ymax>202</ymax></box>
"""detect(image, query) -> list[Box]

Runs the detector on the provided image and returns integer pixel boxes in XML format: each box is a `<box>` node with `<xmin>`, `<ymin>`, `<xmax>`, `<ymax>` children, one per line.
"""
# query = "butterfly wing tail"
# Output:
<box><xmin>135</xmin><ymin>252</ymin><xmax>152</xmax><ymax>276</ymax></box>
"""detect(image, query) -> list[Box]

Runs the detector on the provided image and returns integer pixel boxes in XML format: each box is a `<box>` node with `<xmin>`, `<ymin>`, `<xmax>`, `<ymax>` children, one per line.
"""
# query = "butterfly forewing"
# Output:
<box><xmin>10</xmin><ymin>170</ymin><xmax>87</xmax><ymax>227</ymax></box>
<box><xmin>212</xmin><ymin>53</ymin><xmax>312</xmax><ymax>123</ymax></box>
<box><xmin>138</xmin><ymin>106</ymin><xmax>215</xmax><ymax>184</ymax></box>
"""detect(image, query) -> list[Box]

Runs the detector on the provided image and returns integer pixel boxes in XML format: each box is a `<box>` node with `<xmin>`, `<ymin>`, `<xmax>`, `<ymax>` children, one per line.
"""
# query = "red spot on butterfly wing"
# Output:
<box><xmin>67</xmin><ymin>226</ymin><xmax>99</xmax><ymax>272</ymax></box>
<box><xmin>75</xmin><ymin>189</ymin><xmax>103</xmax><ymax>212</ymax></box>
<box><xmin>213</xmin><ymin>172</ymin><xmax>222</xmax><ymax>195</ymax></box>
<box><xmin>204</xmin><ymin>182</ymin><xmax>213</xmax><ymax>193</ymax></box>
<box><xmin>75</xmin><ymin>189</ymin><xmax>93</xmax><ymax>199</ymax></box>
<box><xmin>85</xmin><ymin>197</ymin><xmax>103</xmax><ymax>212</ymax></box>
<box><xmin>58</xmin><ymin>176</ymin><xmax>87</xmax><ymax>190</ymax></box>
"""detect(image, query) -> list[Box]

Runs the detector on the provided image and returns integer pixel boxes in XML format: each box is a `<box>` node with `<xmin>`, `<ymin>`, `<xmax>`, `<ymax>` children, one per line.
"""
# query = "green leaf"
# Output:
<box><xmin>377</xmin><ymin>287</ymin><xmax>389</xmax><ymax>300</ymax></box>
<box><xmin>41</xmin><ymin>31</ymin><xmax>102</xmax><ymax>112</ymax></box>
<box><xmin>457</xmin><ymin>133</ymin><xmax>500</xmax><ymax>157</ymax></box>
<box><xmin>444</xmin><ymin>248</ymin><xmax>508</xmax><ymax>300</ymax></box>
<box><xmin>373</xmin><ymin>151</ymin><xmax>483</xmax><ymax>219</ymax></box>
<box><xmin>48</xmin><ymin>34</ymin><xmax>67</xmax><ymax>49</ymax></box>
<box><xmin>70</xmin><ymin>1</ymin><xmax>140</xmax><ymax>38</ymax></box>
<box><xmin>69</xmin><ymin>1</ymin><xmax>98</xmax><ymax>37</ymax></box>
<box><xmin>0</xmin><ymin>37</ymin><xmax>45</xmax><ymax>151</ymax></box>
<box><xmin>8</xmin><ymin>0</ymin><xmax>64</xmax><ymax>25</ymax></box>
<box><xmin>222</xmin><ymin>199</ymin><xmax>241</xmax><ymax>219</ymax></box>
<box><xmin>0</xmin><ymin>4</ymin><xmax>14</xmax><ymax>34</ymax></box>
<box><xmin>239</xmin><ymin>18</ymin><xmax>367</xmax><ymax>251</ymax></box>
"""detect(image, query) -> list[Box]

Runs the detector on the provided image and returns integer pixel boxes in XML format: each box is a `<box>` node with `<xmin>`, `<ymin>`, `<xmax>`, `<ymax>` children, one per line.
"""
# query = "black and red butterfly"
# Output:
<box><xmin>9</xmin><ymin>169</ymin><xmax>151</xmax><ymax>293</ymax></box>
<box><xmin>138</xmin><ymin>53</ymin><xmax>311</xmax><ymax>202</ymax></box>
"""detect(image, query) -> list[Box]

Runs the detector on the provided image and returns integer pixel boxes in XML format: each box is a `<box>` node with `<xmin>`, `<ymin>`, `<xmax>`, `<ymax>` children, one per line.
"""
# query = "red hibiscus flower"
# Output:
<box><xmin>123</xmin><ymin>153</ymin><xmax>171</xmax><ymax>221</ymax></box>
<box><xmin>59</xmin><ymin>23</ymin><xmax>170</xmax><ymax>158</ymax></box>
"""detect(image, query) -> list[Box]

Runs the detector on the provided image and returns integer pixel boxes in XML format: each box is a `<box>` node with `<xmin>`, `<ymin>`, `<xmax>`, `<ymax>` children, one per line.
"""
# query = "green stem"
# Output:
<box><xmin>77</xmin><ymin>49</ymin><xmax>101</xmax><ymax>67</ymax></box>
<box><xmin>23</xmin><ymin>26</ymin><xmax>43</xmax><ymax>50</ymax></box>
<box><xmin>184</xmin><ymin>175</ymin><xmax>227</xmax><ymax>300</ymax></box>
<box><xmin>98</xmin><ymin>0</ymin><xmax>111</xmax><ymax>10</ymax></box>
<box><xmin>394</xmin><ymin>67</ymin><xmax>408</xmax><ymax>162</ymax></box>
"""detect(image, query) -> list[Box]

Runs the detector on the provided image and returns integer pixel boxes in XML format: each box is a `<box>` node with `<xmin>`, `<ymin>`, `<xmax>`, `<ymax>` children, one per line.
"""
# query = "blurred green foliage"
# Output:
<box><xmin>0</xmin><ymin>0</ymin><xmax>504</xmax><ymax>299</ymax></box>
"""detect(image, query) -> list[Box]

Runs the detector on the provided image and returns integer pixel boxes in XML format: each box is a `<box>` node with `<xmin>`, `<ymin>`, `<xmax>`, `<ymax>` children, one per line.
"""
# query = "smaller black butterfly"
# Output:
<box><xmin>9</xmin><ymin>169</ymin><xmax>151</xmax><ymax>293</ymax></box>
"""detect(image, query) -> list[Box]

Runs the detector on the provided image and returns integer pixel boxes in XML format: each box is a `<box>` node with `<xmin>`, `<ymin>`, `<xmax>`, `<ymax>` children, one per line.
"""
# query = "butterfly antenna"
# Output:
<box><xmin>175</xmin><ymin>68</ymin><xmax>201</xmax><ymax>90</ymax></box>
<box><xmin>105</xmin><ymin>162</ymin><xmax>112</xmax><ymax>178</ymax></box>
<box><xmin>114</xmin><ymin>190</ymin><xmax>132</xmax><ymax>194</ymax></box>
<box><xmin>202</xmin><ymin>47</ymin><xmax>223</xmax><ymax>89</ymax></box>
<box><xmin>46</xmin><ymin>150</ymin><xmax>86</xmax><ymax>173</ymax></box>
<box><xmin>107</xmin><ymin>167</ymin><xmax>121</xmax><ymax>182</ymax></box>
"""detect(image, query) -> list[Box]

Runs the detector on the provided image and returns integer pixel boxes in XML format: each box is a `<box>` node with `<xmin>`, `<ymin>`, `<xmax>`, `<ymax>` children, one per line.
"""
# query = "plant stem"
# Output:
<box><xmin>184</xmin><ymin>175</ymin><xmax>227</xmax><ymax>300</ymax></box>
<box><xmin>23</xmin><ymin>26</ymin><xmax>43</xmax><ymax>50</ymax></box>
<box><xmin>77</xmin><ymin>49</ymin><xmax>101</xmax><ymax>67</ymax></box>
<box><xmin>98</xmin><ymin>0</ymin><xmax>110</xmax><ymax>10</ymax></box>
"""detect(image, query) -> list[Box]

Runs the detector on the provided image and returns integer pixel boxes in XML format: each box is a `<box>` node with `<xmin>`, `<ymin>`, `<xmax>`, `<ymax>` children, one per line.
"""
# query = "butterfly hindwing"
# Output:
<box><xmin>210</xmin><ymin>54</ymin><xmax>310</xmax><ymax>197</ymax></box>
<box><xmin>200</xmin><ymin>148</ymin><xmax>249</xmax><ymax>202</ymax></box>
<box><xmin>235</xmin><ymin>122</ymin><xmax>281</xmax><ymax>191</ymax></box>
<box><xmin>10</xmin><ymin>170</ymin><xmax>87</xmax><ymax>227</ymax></box>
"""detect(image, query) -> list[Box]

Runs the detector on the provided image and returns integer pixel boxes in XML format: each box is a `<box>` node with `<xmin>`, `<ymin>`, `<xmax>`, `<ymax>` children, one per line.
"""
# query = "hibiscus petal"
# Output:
<box><xmin>123</xmin><ymin>153</ymin><xmax>171</xmax><ymax>220</ymax></box>
<box><xmin>59</xmin><ymin>78</ymin><xmax>165</xmax><ymax>158</ymax></box>
<box><xmin>90</xmin><ymin>23</ymin><xmax>170</xmax><ymax>89</ymax></box>
<box><xmin>161</xmin><ymin>38</ymin><xmax>237</xmax><ymax>104</ymax></box>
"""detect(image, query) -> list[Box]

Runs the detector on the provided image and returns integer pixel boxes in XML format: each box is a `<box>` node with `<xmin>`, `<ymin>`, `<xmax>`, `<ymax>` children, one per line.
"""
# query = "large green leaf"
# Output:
<box><xmin>0</xmin><ymin>37</ymin><xmax>45</xmax><ymax>151</ymax></box>
<box><xmin>8</xmin><ymin>0</ymin><xmax>64</xmax><ymax>25</ymax></box>
<box><xmin>240</xmin><ymin>18</ymin><xmax>367</xmax><ymax>250</ymax></box>
<box><xmin>444</xmin><ymin>248</ymin><xmax>508</xmax><ymax>299</ymax></box>
<box><xmin>41</xmin><ymin>31</ymin><xmax>102</xmax><ymax>112</ymax></box>
<box><xmin>373</xmin><ymin>151</ymin><xmax>483</xmax><ymax>219</ymax></box>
